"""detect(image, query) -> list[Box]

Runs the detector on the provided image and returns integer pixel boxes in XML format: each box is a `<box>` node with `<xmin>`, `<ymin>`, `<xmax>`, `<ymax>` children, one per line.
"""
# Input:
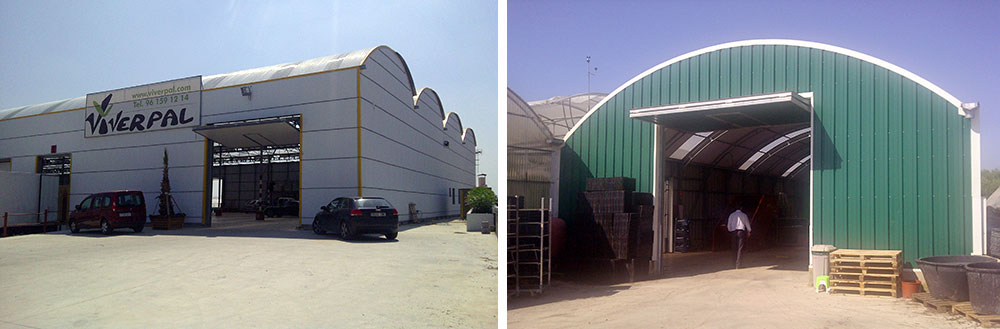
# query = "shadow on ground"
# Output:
<box><xmin>50</xmin><ymin>213</ymin><xmax>465</xmax><ymax>243</ymax></box>
<box><xmin>509</xmin><ymin>246</ymin><xmax>809</xmax><ymax>310</ymax></box>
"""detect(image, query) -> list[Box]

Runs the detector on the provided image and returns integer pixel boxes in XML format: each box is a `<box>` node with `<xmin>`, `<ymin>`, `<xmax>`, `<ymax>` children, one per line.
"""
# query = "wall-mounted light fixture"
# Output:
<box><xmin>961</xmin><ymin>102</ymin><xmax>979</xmax><ymax>119</ymax></box>
<box><xmin>241</xmin><ymin>86</ymin><xmax>252</xmax><ymax>100</ymax></box>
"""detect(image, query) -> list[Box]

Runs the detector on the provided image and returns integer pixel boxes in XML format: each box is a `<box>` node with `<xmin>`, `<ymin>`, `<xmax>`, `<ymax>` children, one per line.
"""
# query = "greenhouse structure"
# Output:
<box><xmin>553</xmin><ymin>39</ymin><xmax>984</xmax><ymax>272</ymax></box>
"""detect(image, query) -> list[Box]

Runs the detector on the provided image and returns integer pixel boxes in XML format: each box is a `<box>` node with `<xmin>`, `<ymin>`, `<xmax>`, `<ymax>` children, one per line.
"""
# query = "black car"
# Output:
<box><xmin>264</xmin><ymin>197</ymin><xmax>299</xmax><ymax>217</ymax></box>
<box><xmin>312</xmin><ymin>197</ymin><xmax>398</xmax><ymax>240</ymax></box>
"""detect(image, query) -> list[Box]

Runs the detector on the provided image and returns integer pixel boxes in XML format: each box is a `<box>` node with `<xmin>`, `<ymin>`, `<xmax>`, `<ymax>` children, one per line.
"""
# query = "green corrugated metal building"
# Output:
<box><xmin>558</xmin><ymin>39</ymin><xmax>984</xmax><ymax>269</ymax></box>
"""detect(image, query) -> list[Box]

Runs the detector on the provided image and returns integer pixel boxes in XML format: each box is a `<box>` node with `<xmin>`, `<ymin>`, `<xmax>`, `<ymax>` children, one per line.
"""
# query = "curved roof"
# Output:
<box><xmin>414</xmin><ymin>87</ymin><xmax>446</xmax><ymax>120</ymax></box>
<box><xmin>0</xmin><ymin>45</ymin><xmax>415</xmax><ymax>121</ymax></box>
<box><xmin>566</xmin><ymin>39</ymin><xmax>965</xmax><ymax>141</ymax></box>
<box><xmin>528</xmin><ymin>92</ymin><xmax>606</xmax><ymax>139</ymax></box>
<box><xmin>462</xmin><ymin>128</ymin><xmax>477</xmax><ymax>146</ymax></box>
<box><xmin>507</xmin><ymin>88</ymin><xmax>553</xmax><ymax>150</ymax></box>
<box><xmin>443</xmin><ymin>112</ymin><xmax>463</xmax><ymax>132</ymax></box>
<box><xmin>562</xmin><ymin>39</ymin><xmax>969</xmax><ymax>179</ymax></box>
<box><xmin>508</xmin><ymin>88</ymin><xmax>606</xmax><ymax>152</ymax></box>
<box><xmin>0</xmin><ymin>97</ymin><xmax>85</xmax><ymax>121</ymax></box>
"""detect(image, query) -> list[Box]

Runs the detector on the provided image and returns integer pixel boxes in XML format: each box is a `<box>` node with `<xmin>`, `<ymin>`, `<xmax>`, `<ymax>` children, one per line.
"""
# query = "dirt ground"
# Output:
<box><xmin>0</xmin><ymin>215</ymin><xmax>497</xmax><ymax>329</ymax></box>
<box><xmin>508</xmin><ymin>247</ymin><xmax>979</xmax><ymax>328</ymax></box>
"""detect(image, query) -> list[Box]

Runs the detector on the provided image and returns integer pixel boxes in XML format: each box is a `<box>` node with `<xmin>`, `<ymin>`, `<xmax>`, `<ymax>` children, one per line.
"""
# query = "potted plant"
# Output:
<box><xmin>464</xmin><ymin>187</ymin><xmax>497</xmax><ymax>232</ymax></box>
<box><xmin>150</xmin><ymin>149</ymin><xmax>186</xmax><ymax>229</ymax></box>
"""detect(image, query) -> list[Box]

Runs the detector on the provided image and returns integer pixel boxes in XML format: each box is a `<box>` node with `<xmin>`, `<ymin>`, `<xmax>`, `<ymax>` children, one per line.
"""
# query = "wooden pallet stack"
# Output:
<box><xmin>828</xmin><ymin>249</ymin><xmax>902</xmax><ymax>298</ymax></box>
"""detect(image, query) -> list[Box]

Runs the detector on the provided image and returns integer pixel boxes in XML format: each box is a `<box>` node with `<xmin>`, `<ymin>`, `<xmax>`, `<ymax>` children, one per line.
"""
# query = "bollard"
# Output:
<box><xmin>43</xmin><ymin>210</ymin><xmax>49</xmax><ymax>233</ymax></box>
<box><xmin>3</xmin><ymin>212</ymin><xmax>7</xmax><ymax>237</ymax></box>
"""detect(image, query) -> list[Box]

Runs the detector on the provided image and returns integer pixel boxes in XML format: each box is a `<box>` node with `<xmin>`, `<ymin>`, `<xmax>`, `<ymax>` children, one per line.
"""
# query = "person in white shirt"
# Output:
<box><xmin>727</xmin><ymin>203</ymin><xmax>752</xmax><ymax>269</ymax></box>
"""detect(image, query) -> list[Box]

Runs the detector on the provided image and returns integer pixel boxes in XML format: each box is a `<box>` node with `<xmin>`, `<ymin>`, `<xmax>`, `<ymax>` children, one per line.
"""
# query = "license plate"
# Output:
<box><xmin>371</xmin><ymin>212</ymin><xmax>385</xmax><ymax>217</ymax></box>
<box><xmin>120</xmin><ymin>212</ymin><xmax>132</xmax><ymax>217</ymax></box>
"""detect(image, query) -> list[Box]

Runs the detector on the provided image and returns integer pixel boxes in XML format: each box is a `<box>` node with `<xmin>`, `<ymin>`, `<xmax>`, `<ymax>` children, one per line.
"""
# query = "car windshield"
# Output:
<box><xmin>117</xmin><ymin>193</ymin><xmax>143</xmax><ymax>207</ymax></box>
<box><xmin>356</xmin><ymin>198</ymin><xmax>392</xmax><ymax>209</ymax></box>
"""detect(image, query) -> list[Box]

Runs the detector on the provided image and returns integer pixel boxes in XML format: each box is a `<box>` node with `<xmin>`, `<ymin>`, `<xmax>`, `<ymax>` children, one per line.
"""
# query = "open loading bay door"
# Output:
<box><xmin>193</xmin><ymin>116</ymin><xmax>302</xmax><ymax>228</ymax></box>
<box><xmin>631</xmin><ymin>92</ymin><xmax>813</xmax><ymax>274</ymax></box>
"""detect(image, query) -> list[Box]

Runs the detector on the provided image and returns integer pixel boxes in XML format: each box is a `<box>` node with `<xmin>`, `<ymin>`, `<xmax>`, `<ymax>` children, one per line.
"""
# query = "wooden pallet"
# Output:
<box><xmin>912</xmin><ymin>292</ymin><xmax>959</xmax><ymax>312</ymax></box>
<box><xmin>953</xmin><ymin>302</ymin><xmax>1000</xmax><ymax>328</ymax></box>
<box><xmin>828</xmin><ymin>249</ymin><xmax>902</xmax><ymax>299</ymax></box>
<box><xmin>830</xmin><ymin>249</ymin><xmax>902</xmax><ymax>261</ymax></box>
<box><xmin>830</xmin><ymin>266</ymin><xmax>899</xmax><ymax>276</ymax></box>
<box><xmin>830</xmin><ymin>279</ymin><xmax>897</xmax><ymax>291</ymax></box>
<box><xmin>829</xmin><ymin>287</ymin><xmax>897</xmax><ymax>298</ymax></box>
<box><xmin>831</xmin><ymin>272</ymin><xmax>899</xmax><ymax>281</ymax></box>
<box><xmin>831</xmin><ymin>259</ymin><xmax>899</xmax><ymax>268</ymax></box>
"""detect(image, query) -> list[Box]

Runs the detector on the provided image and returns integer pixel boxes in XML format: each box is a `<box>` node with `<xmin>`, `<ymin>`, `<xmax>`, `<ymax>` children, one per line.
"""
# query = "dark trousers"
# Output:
<box><xmin>730</xmin><ymin>230</ymin><xmax>747</xmax><ymax>268</ymax></box>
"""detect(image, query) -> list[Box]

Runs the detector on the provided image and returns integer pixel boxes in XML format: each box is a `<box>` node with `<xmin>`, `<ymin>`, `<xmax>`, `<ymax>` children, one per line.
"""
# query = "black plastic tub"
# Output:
<box><xmin>917</xmin><ymin>255</ymin><xmax>997</xmax><ymax>301</ymax></box>
<box><xmin>966</xmin><ymin>261</ymin><xmax>1000</xmax><ymax>315</ymax></box>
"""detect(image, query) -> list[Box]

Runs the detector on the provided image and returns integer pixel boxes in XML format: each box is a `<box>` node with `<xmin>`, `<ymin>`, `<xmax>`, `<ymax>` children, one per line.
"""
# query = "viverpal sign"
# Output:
<box><xmin>84</xmin><ymin>76</ymin><xmax>202</xmax><ymax>137</ymax></box>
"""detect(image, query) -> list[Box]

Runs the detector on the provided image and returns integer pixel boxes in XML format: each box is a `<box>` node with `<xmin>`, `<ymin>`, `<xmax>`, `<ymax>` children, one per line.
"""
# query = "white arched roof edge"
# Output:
<box><xmin>508</xmin><ymin>88</ymin><xmax>555</xmax><ymax>141</ymax></box>
<box><xmin>443</xmin><ymin>112</ymin><xmax>463</xmax><ymax>132</ymax></box>
<box><xmin>564</xmin><ymin>39</ymin><xmax>966</xmax><ymax>141</ymax></box>
<box><xmin>414</xmin><ymin>87</ymin><xmax>446</xmax><ymax>120</ymax></box>
<box><xmin>462</xmin><ymin>128</ymin><xmax>477</xmax><ymax>146</ymax></box>
<box><xmin>362</xmin><ymin>45</ymin><xmax>417</xmax><ymax>97</ymax></box>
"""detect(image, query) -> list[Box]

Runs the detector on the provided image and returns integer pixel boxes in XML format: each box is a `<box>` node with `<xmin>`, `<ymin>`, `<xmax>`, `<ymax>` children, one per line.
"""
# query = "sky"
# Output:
<box><xmin>508</xmin><ymin>0</ymin><xmax>1000</xmax><ymax>171</ymax></box>
<box><xmin>0</xmin><ymin>0</ymin><xmax>498</xmax><ymax>188</ymax></box>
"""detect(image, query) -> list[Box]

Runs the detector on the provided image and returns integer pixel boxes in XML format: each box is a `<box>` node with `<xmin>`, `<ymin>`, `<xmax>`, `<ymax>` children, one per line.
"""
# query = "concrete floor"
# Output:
<box><xmin>0</xmin><ymin>216</ymin><xmax>497</xmax><ymax>329</ymax></box>
<box><xmin>509</xmin><ymin>247</ymin><xmax>979</xmax><ymax>328</ymax></box>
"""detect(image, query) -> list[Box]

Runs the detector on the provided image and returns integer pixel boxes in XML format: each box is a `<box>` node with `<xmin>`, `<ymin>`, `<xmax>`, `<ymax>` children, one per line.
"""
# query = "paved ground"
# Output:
<box><xmin>509</xmin><ymin>247</ymin><xmax>980</xmax><ymax>328</ymax></box>
<box><xmin>0</xmin><ymin>215</ymin><xmax>497</xmax><ymax>328</ymax></box>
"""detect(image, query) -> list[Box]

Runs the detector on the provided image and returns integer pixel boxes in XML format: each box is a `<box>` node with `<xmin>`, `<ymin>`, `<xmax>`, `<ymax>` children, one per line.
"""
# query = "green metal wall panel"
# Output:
<box><xmin>887</xmin><ymin>71</ymin><xmax>903</xmax><ymax>251</ymax></box>
<box><xmin>873</xmin><ymin>65</ymin><xmax>888</xmax><ymax>250</ymax></box>
<box><xmin>861</xmin><ymin>61</ymin><xmax>874</xmax><ymax>250</ymax></box>
<box><xmin>558</xmin><ymin>43</ymin><xmax>972</xmax><ymax>265</ymax></box>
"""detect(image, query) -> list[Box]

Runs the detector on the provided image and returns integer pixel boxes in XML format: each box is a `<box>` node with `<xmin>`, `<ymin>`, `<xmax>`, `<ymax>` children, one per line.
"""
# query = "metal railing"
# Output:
<box><xmin>2</xmin><ymin>210</ymin><xmax>54</xmax><ymax>237</ymax></box>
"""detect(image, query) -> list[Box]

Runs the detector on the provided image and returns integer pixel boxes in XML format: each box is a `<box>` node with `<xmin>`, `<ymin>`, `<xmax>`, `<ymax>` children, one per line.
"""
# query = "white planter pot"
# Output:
<box><xmin>467</xmin><ymin>213</ymin><xmax>495</xmax><ymax>232</ymax></box>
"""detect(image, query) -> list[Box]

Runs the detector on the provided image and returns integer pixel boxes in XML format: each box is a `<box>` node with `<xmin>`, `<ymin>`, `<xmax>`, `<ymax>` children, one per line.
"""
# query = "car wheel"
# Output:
<box><xmin>384</xmin><ymin>231</ymin><xmax>398</xmax><ymax>240</ymax></box>
<box><xmin>100</xmin><ymin>219</ymin><xmax>113</xmax><ymax>235</ymax></box>
<box><xmin>312</xmin><ymin>220</ymin><xmax>326</xmax><ymax>235</ymax></box>
<box><xmin>339</xmin><ymin>221</ymin><xmax>353</xmax><ymax>240</ymax></box>
<box><xmin>69</xmin><ymin>220</ymin><xmax>80</xmax><ymax>233</ymax></box>
<box><xmin>133</xmin><ymin>224</ymin><xmax>144</xmax><ymax>233</ymax></box>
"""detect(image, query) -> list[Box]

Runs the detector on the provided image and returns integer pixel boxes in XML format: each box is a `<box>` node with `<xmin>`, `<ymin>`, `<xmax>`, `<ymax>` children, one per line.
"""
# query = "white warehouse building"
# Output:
<box><xmin>0</xmin><ymin>46</ymin><xmax>478</xmax><ymax>227</ymax></box>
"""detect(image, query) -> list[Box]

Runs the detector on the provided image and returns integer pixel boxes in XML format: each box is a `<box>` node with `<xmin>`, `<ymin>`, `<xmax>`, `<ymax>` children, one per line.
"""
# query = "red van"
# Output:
<box><xmin>68</xmin><ymin>191</ymin><xmax>147</xmax><ymax>235</ymax></box>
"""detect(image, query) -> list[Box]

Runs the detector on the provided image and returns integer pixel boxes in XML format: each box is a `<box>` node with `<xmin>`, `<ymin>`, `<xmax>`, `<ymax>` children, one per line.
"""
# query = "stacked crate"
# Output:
<box><xmin>828</xmin><ymin>249</ymin><xmax>902</xmax><ymax>298</ymax></box>
<box><xmin>578</xmin><ymin>177</ymin><xmax>654</xmax><ymax>279</ymax></box>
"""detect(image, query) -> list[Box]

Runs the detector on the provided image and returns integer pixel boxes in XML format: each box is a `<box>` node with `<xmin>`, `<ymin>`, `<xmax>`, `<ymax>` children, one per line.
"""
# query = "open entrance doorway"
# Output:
<box><xmin>194</xmin><ymin>115</ymin><xmax>301</xmax><ymax>230</ymax></box>
<box><xmin>37</xmin><ymin>153</ymin><xmax>71</xmax><ymax>223</ymax></box>
<box><xmin>631</xmin><ymin>92</ymin><xmax>813</xmax><ymax>274</ymax></box>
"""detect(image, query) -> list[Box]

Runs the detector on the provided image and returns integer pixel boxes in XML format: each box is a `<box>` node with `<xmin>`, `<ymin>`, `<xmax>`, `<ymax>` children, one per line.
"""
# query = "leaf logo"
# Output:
<box><xmin>93</xmin><ymin>94</ymin><xmax>113</xmax><ymax>118</ymax></box>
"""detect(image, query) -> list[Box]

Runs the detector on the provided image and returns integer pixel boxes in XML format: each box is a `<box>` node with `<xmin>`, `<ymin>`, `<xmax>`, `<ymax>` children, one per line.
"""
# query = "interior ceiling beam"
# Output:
<box><xmin>724</xmin><ymin>124</ymin><xmax>809</xmax><ymax>167</ymax></box>
<box><xmin>757</xmin><ymin>147</ymin><xmax>810</xmax><ymax>177</ymax></box>
<box><xmin>746</xmin><ymin>133</ymin><xmax>811</xmax><ymax>175</ymax></box>
<box><xmin>788</xmin><ymin>159</ymin><xmax>811</xmax><ymax>179</ymax></box>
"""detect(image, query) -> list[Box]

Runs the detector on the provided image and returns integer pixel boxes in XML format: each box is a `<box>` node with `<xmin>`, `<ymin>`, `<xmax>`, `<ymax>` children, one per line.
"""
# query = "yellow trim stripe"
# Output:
<box><xmin>201</xmin><ymin>65</ymin><xmax>361</xmax><ymax>92</ymax></box>
<box><xmin>0</xmin><ymin>107</ymin><xmax>85</xmax><ymax>123</ymax></box>
<box><xmin>356</xmin><ymin>68</ymin><xmax>363</xmax><ymax>197</ymax></box>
